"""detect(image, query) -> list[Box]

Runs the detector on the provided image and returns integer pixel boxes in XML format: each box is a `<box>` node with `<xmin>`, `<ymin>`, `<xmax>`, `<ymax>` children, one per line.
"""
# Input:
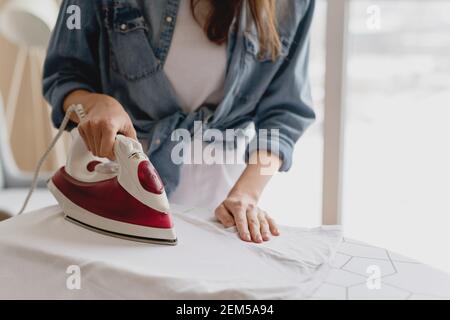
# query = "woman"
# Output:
<box><xmin>43</xmin><ymin>0</ymin><xmax>316</xmax><ymax>243</ymax></box>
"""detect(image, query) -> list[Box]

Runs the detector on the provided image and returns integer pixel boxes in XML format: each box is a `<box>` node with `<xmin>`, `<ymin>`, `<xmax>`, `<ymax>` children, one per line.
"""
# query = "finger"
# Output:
<box><xmin>78</xmin><ymin>127</ymin><xmax>91</xmax><ymax>152</ymax></box>
<box><xmin>80</xmin><ymin>123</ymin><xmax>95</xmax><ymax>153</ymax></box>
<box><xmin>258</xmin><ymin>210</ymin><xmax>271</xmax><ymax>241</ymax></box>
<box><xmin>100</xmin><ymin>124</ymin><xmax>116</xmax><ymax>160</ymax></box>
<box><xmin>214</xmin><ymin>204</ymin><xmax>235</xmax><ymax>228</ymax></box>
<box><xmin>225</xmin><ymin>202</ymin><xmax>250</xmax><ymax>242</ymax></box>
<box><xmin>247</xmin><ymin>206</ymin><xmax>262</xmax><ymax>243</ymax></box>
<box><xmin>92</xmin><ymin>123</ymin><xmax>102</xmax><ymax>157</ymax></box>
<box><xmin>265</xmin><ymin>212</ymin><xmax>280</xmax><ymax>236</ymax></box>
<box><xmin>121</xmin><ymin>123</ymin><xmax>137</xmax><ymax>141</ymax></box>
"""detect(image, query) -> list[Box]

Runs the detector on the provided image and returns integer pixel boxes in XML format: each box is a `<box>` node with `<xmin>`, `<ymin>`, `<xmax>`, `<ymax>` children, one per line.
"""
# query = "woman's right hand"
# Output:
<box><xmin>64</xmin><ymin>90</ymin><xmax>137</xmax><ymax>160</ymax></box>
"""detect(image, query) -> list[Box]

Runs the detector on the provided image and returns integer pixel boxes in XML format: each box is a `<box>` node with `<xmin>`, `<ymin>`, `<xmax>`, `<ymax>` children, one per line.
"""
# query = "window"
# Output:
<box><xmin>343</xmin><ymin>0</ymin><xmax>450</xmax><ymax>272</ymax></box>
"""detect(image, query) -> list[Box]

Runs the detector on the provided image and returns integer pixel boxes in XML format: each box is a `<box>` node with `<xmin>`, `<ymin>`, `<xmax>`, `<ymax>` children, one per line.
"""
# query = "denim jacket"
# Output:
<box><xmin>43</xmin><ymin>0</ymin><xmax>316</xmax><ymax>194</ymax></box>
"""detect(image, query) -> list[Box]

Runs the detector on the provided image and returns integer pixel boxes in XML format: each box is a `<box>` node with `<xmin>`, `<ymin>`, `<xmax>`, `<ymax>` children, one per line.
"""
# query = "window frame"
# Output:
<box><xmin>322</xmin><ymin>0</ymin><xmax>349</xmax><ymax>224</ymax></box>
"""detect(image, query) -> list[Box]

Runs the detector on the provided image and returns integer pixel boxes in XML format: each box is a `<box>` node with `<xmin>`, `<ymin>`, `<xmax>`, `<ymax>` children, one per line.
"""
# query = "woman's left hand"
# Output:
<box><xmin>215</xmin><ymin>191</ymin><xmax>280</xmax><ymax>243</ymax></box>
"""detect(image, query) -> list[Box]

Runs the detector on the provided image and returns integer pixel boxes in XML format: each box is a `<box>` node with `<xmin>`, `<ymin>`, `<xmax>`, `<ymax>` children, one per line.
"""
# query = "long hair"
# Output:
<box><xmin>191</xmin><ymin>0</ymin><xmax>281</xmax><ymax>60</ymax></box>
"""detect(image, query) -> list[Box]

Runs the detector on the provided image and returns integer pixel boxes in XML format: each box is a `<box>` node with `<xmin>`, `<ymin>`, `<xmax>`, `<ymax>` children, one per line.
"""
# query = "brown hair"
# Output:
<box><xmin>191</xmin><ymin>0</ymin><xmax>281</xmax><ymax>60</ymax></box>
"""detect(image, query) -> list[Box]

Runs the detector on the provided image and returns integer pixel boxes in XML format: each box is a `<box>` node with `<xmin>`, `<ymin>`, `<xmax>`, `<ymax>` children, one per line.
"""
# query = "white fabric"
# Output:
<box><xmin>164</xmin><ymin>0</ymin><xmax>226</xmax><ymax>113</ymax></box>
<box><xmin>0</xmin><ymin>189</ymin><xmax>56</xmax><ymax>218</ymax></box>
<box><xmin>0</xmin><ymin>205</ymin><xmax>342</xmax><ymax>299</ymax></box>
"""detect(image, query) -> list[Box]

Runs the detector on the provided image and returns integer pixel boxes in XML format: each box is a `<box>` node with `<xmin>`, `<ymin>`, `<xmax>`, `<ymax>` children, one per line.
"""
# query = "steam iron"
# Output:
<box><xmin>47</xmin><ymin>130</ymin><xmax>178</xmax><ymax>245</ymax></box>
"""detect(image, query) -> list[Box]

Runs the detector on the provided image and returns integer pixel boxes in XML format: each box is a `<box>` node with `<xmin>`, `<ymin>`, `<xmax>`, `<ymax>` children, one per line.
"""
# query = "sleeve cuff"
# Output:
<box><xmin>48</xmin><ymin>81</ymin><xmax>95</xmax><ymax>130</ymax></box>
<box><xmin>245</xmin><ymin>132</ymin><xmax>294</xmax><ymax>172</ymax></box>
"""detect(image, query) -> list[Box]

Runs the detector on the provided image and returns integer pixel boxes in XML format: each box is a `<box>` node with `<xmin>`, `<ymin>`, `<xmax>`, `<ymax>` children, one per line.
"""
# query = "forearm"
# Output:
<box><xmin>230</xmin><ymin>151</ymin><xmax>282</xmax><ymax>201</ymax></box>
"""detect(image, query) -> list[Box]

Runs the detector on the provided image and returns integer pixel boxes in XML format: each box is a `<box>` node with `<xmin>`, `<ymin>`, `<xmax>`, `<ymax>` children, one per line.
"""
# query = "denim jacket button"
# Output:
<box><xmin>165</xmin><ymin>16</ymin><xmax>173</xmax><ymax>23</ymax></box>
<box><xmin>120</xmin><ymin>23</ymin><xmax>127</xmax><ymax>31</ymax></box>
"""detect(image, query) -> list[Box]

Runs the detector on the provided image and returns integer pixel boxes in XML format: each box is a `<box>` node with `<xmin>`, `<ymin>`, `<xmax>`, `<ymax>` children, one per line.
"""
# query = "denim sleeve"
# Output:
<box><xmin>43</xmin><ymin>0</ymin><xmax>101</xmax><ymax>129</ymax></box>
<box><xmin>247</xmin><ymin>0</ymin><xmax>316</xmax><ymax>172</ymax></box>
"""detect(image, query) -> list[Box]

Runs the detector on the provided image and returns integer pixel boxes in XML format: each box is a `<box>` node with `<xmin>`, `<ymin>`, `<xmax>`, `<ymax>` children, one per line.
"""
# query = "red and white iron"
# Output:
<box><xmin>18</xmin><ymin>104</ymin><xmax>177</xmax><ymax>245</ymax></box>
<box><xmin>48</xmin><ymin>130</ymin><xmax>177</xmax><ymax>245</ymax></box>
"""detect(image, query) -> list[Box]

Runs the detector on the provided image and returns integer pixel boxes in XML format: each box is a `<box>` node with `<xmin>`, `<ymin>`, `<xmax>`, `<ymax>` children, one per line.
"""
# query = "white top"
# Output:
<box><xmin>164</xmin><ymin>0</ymin><xmax>227</xmax><ymax>113</ymax></box>
<box><xmin>168</xmin><ymin>129</ymin><xmax>252</xmax><ymax>209</ymax></box>
<box><xmin>162</xmin><ymin>0</ymin><xmax>246</xmax><ymax>209</ymax></box>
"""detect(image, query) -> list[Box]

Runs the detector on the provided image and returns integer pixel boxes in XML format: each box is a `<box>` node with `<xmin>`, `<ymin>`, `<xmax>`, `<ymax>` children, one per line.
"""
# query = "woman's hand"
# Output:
<box><xmin>64</xmin><ymin>90</ymin><xmax>137</xmax><ymax>160</ymax></box>
<box><xmin>215</xmin><ymin>191</ymin><xmax>280</xmax><ymax>243</ymax></box>
<box><xmin>215</xmin><ymin>151</ymin><xmax>282</xmax><ymax>243</ymax></box>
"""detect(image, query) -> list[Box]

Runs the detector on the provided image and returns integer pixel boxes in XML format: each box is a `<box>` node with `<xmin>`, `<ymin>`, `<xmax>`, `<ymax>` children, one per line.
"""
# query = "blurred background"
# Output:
<box><xmin>0</xmin><ymin>1</ymin><xmax>449</xmax><ymax>272</ymax></box>
<box><xmin>262</xmin><ymin>0</ymin><xmax>450</xmax><ymax>274</ymax></box>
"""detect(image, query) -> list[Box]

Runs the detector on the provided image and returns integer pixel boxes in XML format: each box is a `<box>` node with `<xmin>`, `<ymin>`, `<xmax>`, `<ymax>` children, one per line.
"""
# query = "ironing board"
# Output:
<box><xmin>0</xmin><ymin>202</ymin><xmax>449</xmax><ymax>299</ymax></box>
<box><xmin>311</xmin><ymin>238</ymin><xmax>450</xmax><ymax>300</ymax></box>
